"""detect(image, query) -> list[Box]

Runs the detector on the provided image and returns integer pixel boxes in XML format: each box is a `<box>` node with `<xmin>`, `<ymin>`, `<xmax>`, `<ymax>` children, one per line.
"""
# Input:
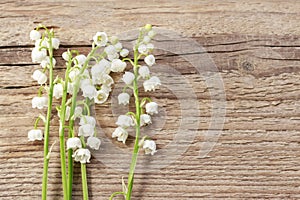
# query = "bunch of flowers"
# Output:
<box><xmin>110</xmin><ymin>24</ymin><xmax>160</xmax><ymax>199</ymax></box>
<box><xmin>28</xmin><ymin>24</ymin><xmax>159</xmax><ymax>200</ymax></box>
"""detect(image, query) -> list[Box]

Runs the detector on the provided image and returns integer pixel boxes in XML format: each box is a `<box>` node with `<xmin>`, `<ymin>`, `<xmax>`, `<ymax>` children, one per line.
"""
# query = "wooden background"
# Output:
<box><xmin>1</xmin><ymin>0</ymin><xmax>300</xmax><ymax>199</ymax></box>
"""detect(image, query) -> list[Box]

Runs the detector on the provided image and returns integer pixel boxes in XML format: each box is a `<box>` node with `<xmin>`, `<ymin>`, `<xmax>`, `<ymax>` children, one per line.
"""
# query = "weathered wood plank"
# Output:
<box><xmin>0</xmin><ymin>0</ymin><xmax>300</xmax><ymax>199</ymax></box>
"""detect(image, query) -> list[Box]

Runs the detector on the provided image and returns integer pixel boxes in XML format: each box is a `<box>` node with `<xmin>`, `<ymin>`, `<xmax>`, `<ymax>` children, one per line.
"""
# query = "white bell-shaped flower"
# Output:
<box><xmin>122</xmin><ymin>72</ymin><xmax>135</xmax><ymax>85</ymax></box>
<box><xmin>53</xmin><ymin>83</ymin><xmax>63</xmax><ymax>99</ymax></box>
<box><xmin>104</xmin><ymin>45</ymin><xmax>117</xmax><ymax>55</ymax></box>
<box><xmin>41</xmin><ymin>56</ymin><xmax>56</xmax><ymax>68</ymax></box>
<box><xmin>143</xmin><ymin>76</ymin><xmax>161</xmax><ymax>92</ymax></box>
<box><xmin>73</xmin><ymin>148</ymin><xmax>91</xmax><ymax>164</ymax></box>
<box><xmin>87</xmin><ymin>136</ymin><xmax>101</xmax><ymax>150</ymax></box>
<box><xmin>74</xmin><ymin>54</ymin><xmax>87</xmax><ymax>66</ymax></box>
<box><xmin>116</xmin><ymin>115</ymin><xmax>135</xmax><ymax>128</ymax></box>
<box><xmin>50</xmin><ymin>38</ymin><xmax>60</xmax><ymax>49</ymax></box>
<box><xmin>62</xmin><ymin>52</ymin><xmax>70</xmax><ymax>61</ymax></box>
<box><xmin>35</xmin><ymin>39</ymin><xmax>48</xmax><ymax>48</ymax></box>
<box><xmin>82</xmin><ymin>85</ymin><xmax>97</xmax><ymax>99</ymax></box>
<box><xmin>94</xmin><ymin>90</ymin><xmax>109</xmax><ymax>104</ymax></box>
<box><xmin>99</xmin><ymin>74</ymin><xmax>114</xmax><ymax>86</ymax></box>
<box><xmin>66</xmin><ymin>137</ymin><xmax>82</xmax><ymax>150</ymax></box>
<box><xmin>146</xmin><ymin>43</ymin><xmax>154</xmax><ymax>51</ymax></box>
<box><xmin>144</xmin><ymin>54</ymin><xmax>155</xmax><ymax>66</ymax></box>
<box><xmin>67</xmin><ymin>82</ymin><xmax>74</xmax><ymax>94</ymax></box>
<box><xmin>69</xmin><ymin>68</ymin><xmax>80</xmax><ymax>82</ymax></box>
<box><xmin>138</xmin><ymin>66</ymin><xmax>150</xmax><ymax>79</ymax></box>
<box><xmin>138</xmin><ymin>44</ymin><xmax>148</xmax><ymax>54</ymax></box>
<box><xmin>112</xmin><ymin>127</ymin><xmax>128</xmax><ymax>144</ymax></box>
<box><xmin>111</xmin><ymin>59</ymin><xmax>127</xmax><ymax>72</ymax></box>
<box><xmin>74</xmin><ymin>106</ymin><xmax>83</xmax><ymax>119</ymax></box>
<box><xmin>79</xmin><ymin>115</ymin><xmax>96</xmax><ymax>127</ymax></box>
<box><xmin>145</xmin><ymin>102</ymin><xmax>158</xmax><ymax>115</ymax></box>
<box><xmin>93</xmin><ymin>32</ymin><xmax>108</xmax><ymax>47</ymax></box>
<box><xmin>143</xmin><ymin>140</ymin><xmax>157</xmax><ymax>155</ymax></box>
<box><xmin>120</xmin><ymin>49</ymin><xmax>129</xmax><ymax>57</ymax></box>
<box><xmin>32</xmin><ymin>70</ymin><xmax>47</xmax><ymax>84</ymax></box>
<box><xmin>114</xmin><ymin>42</ymin><xmax>122</xmax><ymax>51</ymax></box>
<box><xmin>118</xmin><ymin>93</ymin><xmax>130</xmax><ymax>105</ymax></box>
<box><xmin>78</xmin><ymin>124</ymin><xmax>94</xmax><ymax>137</ymax></box>
<box><xmin>28</xmin><ymin>129</ymin><xmax>43</xmax><ymax>141</ymax></box>
<box><xmin>31</xmin><ymin>47</ymin><xmax>47</xmax><ymax>63</ymax></box>
<box><xmin>32</xmin><ymin>96</ymin><xmax>48</xmax><ymax>109</ymax></box>
<box><xmin>143</xmin><ymin>36</ymin><xmax>151</xmax><ymax>44</ymax></box>
<box><xmin>140</xmin><ymin>114</ymin><xmax>152</xmax><ymax>126</ymax></box>
<box><xmin>109</xmin><ymin>36</ymin><xmax>119</xmax><ymax>45</ymax></box>
<box><xmin>30</xmin><ymin>30</ymin><xmax>41</xmax><ymax>41</ymax></box>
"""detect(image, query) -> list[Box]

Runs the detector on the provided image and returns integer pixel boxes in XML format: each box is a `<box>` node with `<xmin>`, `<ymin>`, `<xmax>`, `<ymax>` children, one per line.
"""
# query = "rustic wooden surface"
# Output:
<box><xmin>1</xmin><ymin>0</ymin><xmax>300</xmax><ymax>199</ymax></box>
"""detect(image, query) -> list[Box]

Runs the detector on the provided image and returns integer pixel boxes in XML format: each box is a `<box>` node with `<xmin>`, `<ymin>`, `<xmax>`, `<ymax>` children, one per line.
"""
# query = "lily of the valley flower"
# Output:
<box><xmin>94</xmin><ymin>90</ymin><xmax>109</xmax><ymax>104</ymax></box>
<box><xmin>32</xmin><ymin>96</ymin><xmax>48</xmax><ymax>109</ymax></box>
<box><xmin>144</xmin><ymin>54</ymin><xmax>155</xmax><ymax>66</ymax></box>
<box><xmin>93</xmin><ymin>32</ymin><xmax>108</xmax><ymax>47</ymax></box>
<box><xmin>82</xmin><ymin>85</ymin><xmax>97</xmax><ymax>99</ymax></box>
<box><xmin>140</xmin><ymin>114</ymin><xmax>152</xmax><ymax>126</ymax></box>
<box><xmin>138</xmin><ymin>44</ymin><xmax>148</xmax><ymax>54</ymax></box>
<box><xmin>78</xmin><ymin>124</ymin><xmax>94</xmax><ymax>137</ymax></box>
<box><xmin>79</xmin><ymin>115</ymin><xmax>96</xmax><ymax>127</ymax></box>
<box><xmin>116</xmin><ymin>115</ymin><xmax>135</xmax><ymax>128</ymax></box>
<box><xmin>78</xmin><ymin>115</ymin><xmax>96</xmax><ymax>137</ymax></box>
<box><xmin>143</xmin><ymin>76</ymin><xmax>161</xmax><ymax>92</ymax></box>
<box><xmin>138</xmin><ymin>66</ymin><xmax>150</xmax><ymax>78</ymax></box>
<box><xmin>145</xmin><ymin>102</ymin><xmax>158</xmax><ymax>115</ymax></box>
<box><xmin>111</xmin><ymin>59</ymin><xmax>127</xmax><ymax>72</ymax></box>
<box><xmin>122</xmin><ymin>72</ymin><xmax>135</xmax><ymax>85</ymax></box>
<box><xmin>87</xmin><ymin>136</ymin><xmax>101</xmax><ymax>150</ymax></box>
<box><xmin>66</xmin><ymin>137</ymin><xmax>82</xmax><ymax>150</ymax></box>
<box><xmin>30</xmin><ymin>30</ymin><xmax>41</xmax><ymax>41</ymax></box>
<box><xmin>32</xmin><ymin>70</ymin><xmax>47</xmax><ymax>84</ymax></box>
<box><xmin>50</xmin><ymin>38</ymin><xmax>60</xmax><ymax>50</ymax></box>
<box><xmin>120</xmin><ymin>49</ymin><xmax>129</xmax><ymax>57</ymax></box>
<box><xmin>74</xmin><ymin>54</ymin><xmax>87</xmax><ymax>66</ymax></box>
<box><xmin>74</xmin><ymin>106</ymin><xmax>83</xmax><ymax>119</ymax></box>
<box><xmin>112</xmin><ymin>127</ymin><xmax>128</xmax><ymax>144</ymax></box>
<box><xmin>73</xmin><ymin>148</ymin><xmax>91</xmax><ymax>164</ymax></box>
<box><xmin>41</xmin><ymin>56</ymin><xmax>56</xmax><ymax>68</ymax></box>
<box><xmin>62</xmin><ymin>52</ymin><xmax>70</xmax><ymax>61</ymax></box>
<box><xmin>118</xmin><ymin>92</ymin><xmax>130</xmax><ymax>105</ymax></box>
<box><xmin>31</xmin><ymin>48</ymin><xmax>47</xmax><ymax>63</ymax></box>
<box><xmin>28</xmin><ymin>129</ymin><xmax>43</xmax><ymax>141</ymax></box>
<box><xmin>142</xmin><ymin>140</ymin><xmax>157</xmax><ymax>155</ymax></box>
<box><xmin>35</xmin><ymin>38</ymin><xmax>48</xmax><ymax>48</ymax></box>
<box><xmin>53</xmin><ymin>83</ymin><xmax>63</xmax><ymax>99</ymax></box>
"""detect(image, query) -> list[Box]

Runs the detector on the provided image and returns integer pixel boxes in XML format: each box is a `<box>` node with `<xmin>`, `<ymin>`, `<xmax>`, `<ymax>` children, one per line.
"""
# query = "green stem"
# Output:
<box><xmin>109</xmin><ymin>191</ymin><xmax>125</xmax><ymax>200</ymax></box>
<box><xmin>81</xmin><ymin>164</ymin><xmax>89</xmax><ymax>200</ymax></box>
<box><xmin>67</xmin><ymin>46</ymin><xmax>100</xmax><ymax>200</ymax></box>
<box><xmin>42</xmin><ymin>31</ymin><xmax>55</xmax><ymax>200</ymax></box>
<box><xmin>58</xmin><ymin>57</ymin><xmax>72</xmax><ymax>200</ymax></box>
<box><xmin>126</xmin><ymin>43</ymin><xmax>141</xmax><ymax>200</ymax></box>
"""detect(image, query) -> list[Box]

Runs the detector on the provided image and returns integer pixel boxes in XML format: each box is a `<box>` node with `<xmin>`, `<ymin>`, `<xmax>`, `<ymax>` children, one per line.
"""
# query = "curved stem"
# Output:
<box><xmin>109</xmin><ymin>191</ymin><xmax>125</xmax><ymax>200</ymax></box>
<box><xmin>42</xmin><ymin>31</ymin><xmax>55</xmax><ymax>200</ymax></box>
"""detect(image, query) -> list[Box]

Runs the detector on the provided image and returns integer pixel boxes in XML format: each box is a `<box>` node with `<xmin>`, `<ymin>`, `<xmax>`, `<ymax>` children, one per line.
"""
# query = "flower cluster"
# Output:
<box><xmin>112</xmin><ymin>24</ymin><xmax>159</xmax><ymax>156</ymax></box>
<box><xmin>28</xmin><ymin>28</ymin><xmax>60</xmax><ymax>141</ymax></box>
<box><xmin>27</xmin><ymin>24</ymin><xmax>161</xmax><ymax>200</ymax></box>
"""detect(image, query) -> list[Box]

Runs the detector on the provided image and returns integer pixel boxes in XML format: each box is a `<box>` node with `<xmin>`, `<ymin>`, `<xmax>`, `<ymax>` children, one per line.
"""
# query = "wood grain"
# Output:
<box><xmin>0</xmin><ymin>0</ymin><xmax>300</xmax><ymax>199</ymax></box>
